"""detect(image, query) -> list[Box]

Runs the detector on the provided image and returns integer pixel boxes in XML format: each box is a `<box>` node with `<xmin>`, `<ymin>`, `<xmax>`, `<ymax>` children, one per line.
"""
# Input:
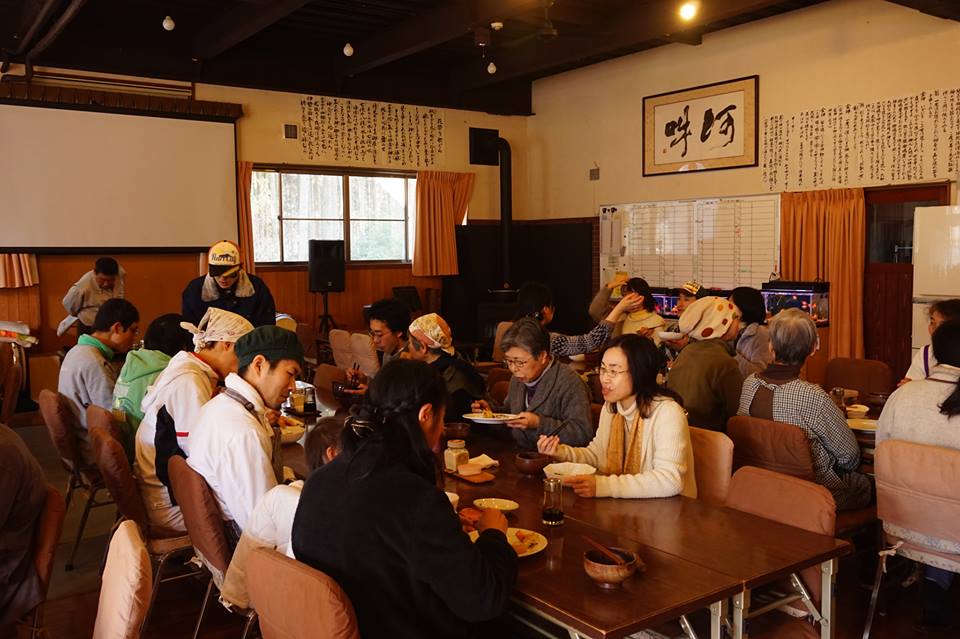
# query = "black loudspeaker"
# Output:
<box><xmin>308</xmin><ymin>240</ymin><xmax>345</xmax><ymax>292</ymax></box>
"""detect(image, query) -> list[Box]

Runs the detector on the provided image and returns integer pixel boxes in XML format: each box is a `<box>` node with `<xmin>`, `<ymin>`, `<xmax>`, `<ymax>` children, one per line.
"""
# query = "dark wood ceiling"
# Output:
<box><xmin>0</xmin><ymin>0</ymin><xmax>954</xmax><ymax>115</ymax></box>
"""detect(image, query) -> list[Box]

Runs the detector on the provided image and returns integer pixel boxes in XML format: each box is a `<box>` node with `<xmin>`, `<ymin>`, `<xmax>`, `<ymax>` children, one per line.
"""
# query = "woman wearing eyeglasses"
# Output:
<box><xmin>537</xmin><ymin>334</ymin><xmax>697</xmax><ymax>499</ymax></box>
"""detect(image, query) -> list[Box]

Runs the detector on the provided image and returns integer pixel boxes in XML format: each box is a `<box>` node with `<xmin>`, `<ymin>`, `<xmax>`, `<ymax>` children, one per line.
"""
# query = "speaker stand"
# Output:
<box><xmin>318</xmin><ymin>290</ymin><xmax>338</xmax><ymax>339</ymax></box>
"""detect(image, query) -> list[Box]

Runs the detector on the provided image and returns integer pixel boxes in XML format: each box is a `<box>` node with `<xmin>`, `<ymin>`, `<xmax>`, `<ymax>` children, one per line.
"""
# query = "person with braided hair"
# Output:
<box><xmin>292</xmin><ymin>359</ymin><xmax>518</xmax><ymax>638</ymax></box>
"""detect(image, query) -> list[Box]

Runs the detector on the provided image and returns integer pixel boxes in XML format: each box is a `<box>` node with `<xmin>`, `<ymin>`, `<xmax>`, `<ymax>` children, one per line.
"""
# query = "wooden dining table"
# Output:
<box><xmin>443</xmin><ymin>426</ymin><xmax>851</xmax><ymax>639</ymax></box>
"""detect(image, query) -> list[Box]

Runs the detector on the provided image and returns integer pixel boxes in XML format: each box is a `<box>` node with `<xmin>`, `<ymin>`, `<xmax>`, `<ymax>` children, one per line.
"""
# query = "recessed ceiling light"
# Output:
<box><xmin>343</xmin><ymin>42</ymin><xmax>354</xmax><ymax>57</ymax></box>
<box><xmin>162</xmin><ymin>15</ymin><xmax>175</xmax><ymax>31</ymax></box>
<box><xmin>487</xmin><ymin>62</ymin><xmax>497</xmax><ymax>74</ymax></box>
<box><xmin>679</xmin><ymin>1</ymin><xmax>699</xmax><ymax>22</ymax></box>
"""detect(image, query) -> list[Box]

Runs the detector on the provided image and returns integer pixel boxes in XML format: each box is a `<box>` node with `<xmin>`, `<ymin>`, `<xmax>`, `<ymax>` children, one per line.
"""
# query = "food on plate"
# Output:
<box><xmin>459</xmin><ymin>507</ymin><xmax>483</xmax><ymax>533</ymax></box>
<box><xmin>514</xmin><ymin>529</ymin><xmax>533</xmax><ymax>542</ymax></box>
<box><xmin>482</xmin><ymin>406</ymin><xmax>494</xmax><ymax>418</ymax></box>
<box><xmin>278</xmin><ymin>414</ymin><xmax>304</xmax><ymax>429</ymax></box>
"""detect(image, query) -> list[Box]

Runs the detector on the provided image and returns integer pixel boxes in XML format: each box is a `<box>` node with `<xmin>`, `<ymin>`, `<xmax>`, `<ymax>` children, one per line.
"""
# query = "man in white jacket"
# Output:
<box><xmin>135</xmin><ymin>308</ymin><xmax>253</xmax><ymax>532</ymax></box>
<box><xmin>187</xmin><ymin>325</ymin><xmax>304</xmax><ymax>543</ymax></box>
<box><xmin>58</xmin><ymin>257</ymin><xmax>126</xmax><ymax>336</ymax></box>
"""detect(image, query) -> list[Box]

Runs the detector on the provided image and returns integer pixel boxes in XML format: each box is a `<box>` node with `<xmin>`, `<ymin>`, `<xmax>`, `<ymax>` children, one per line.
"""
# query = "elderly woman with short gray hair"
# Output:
<box><xmin>738</xmin><ymin>309</ymin><xmax>871</xmax><ymax>511</ymax></box>
<box><xmin>472</xmin><ymin>318</ymin><xmax>593</xmax><ymax>450</ymax></box>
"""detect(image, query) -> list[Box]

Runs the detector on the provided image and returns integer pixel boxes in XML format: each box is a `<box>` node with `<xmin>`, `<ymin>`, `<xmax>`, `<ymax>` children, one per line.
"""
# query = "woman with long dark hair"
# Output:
<box><xmin>878</xmin><ymin>319</ymin><xmax>960</xmax><ymax>627</ymax></box>
<box><xmin>292</xmin><ymin>359</ymin><xmax>517</xmax><ymax>638</ymax></box>
<box><xmin>537</xmin><ymin>334</ymin><xmax>697</xmax><ymax>499</ymax></box>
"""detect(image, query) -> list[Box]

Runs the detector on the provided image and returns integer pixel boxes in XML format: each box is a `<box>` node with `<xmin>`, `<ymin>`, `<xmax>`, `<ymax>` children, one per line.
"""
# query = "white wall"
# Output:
<box><xmin>526</xmin><ymin>0</ymin><xmax>960</xmax><ymax>219</ymax></box>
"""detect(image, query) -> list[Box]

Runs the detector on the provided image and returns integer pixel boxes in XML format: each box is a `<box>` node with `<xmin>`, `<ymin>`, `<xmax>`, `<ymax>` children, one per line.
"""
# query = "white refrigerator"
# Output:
<box><xmin>912</xmin><ymin>206</ymin><xmax>960</xmax><ymax>353</ymax></box>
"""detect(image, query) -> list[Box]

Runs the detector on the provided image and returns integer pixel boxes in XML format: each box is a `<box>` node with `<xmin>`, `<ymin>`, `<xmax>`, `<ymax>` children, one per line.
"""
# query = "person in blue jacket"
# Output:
<box><xmin>181</xmin><ymin>240</ymin><xmax>276</xmax><ymax>327</ymax></box>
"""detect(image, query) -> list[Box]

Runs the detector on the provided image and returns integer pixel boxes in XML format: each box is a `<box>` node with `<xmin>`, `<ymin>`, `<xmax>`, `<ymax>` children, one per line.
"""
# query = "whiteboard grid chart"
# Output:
<box><xmin>599</xmin><ymin>195</ymin><xmax>780</xmax><ymax>291</ymax></box>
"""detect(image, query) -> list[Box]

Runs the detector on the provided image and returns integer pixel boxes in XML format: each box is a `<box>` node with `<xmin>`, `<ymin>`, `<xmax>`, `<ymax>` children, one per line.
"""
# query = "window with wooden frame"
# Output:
<box><xmin>250</xmin><ymin>166</ymin><xmax>417</xmax><ymax>264</ymax></box>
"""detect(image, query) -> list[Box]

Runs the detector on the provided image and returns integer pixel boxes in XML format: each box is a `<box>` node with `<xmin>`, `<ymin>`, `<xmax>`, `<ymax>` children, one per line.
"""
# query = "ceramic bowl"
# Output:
<box><xmin>863</xmin><ymin>392</ymin><xmax>889</xmax><ymax>408</ymax></box>
<box><xmin>544</xmin><ymin>462</ymin><xmax>597</xmax><ymax>479</ymax></box>
<box><xmin>583</xmin><ymin>547</ymin><xmax>638</xmax><ymax>589</ymax></box>
<box><xmin>443</xmin><ymin>422</ymin><xmax>471</xmax><ymax>440</ymax></box>
<box><xmin>514</xmin><ymin>452</ymin><xmax>551</xmax><ymax>475</ymax></box>
<box><xmin>846</xmin><ymin>404</ymin><xmax>869</xmax><ymax>419</ymax></box>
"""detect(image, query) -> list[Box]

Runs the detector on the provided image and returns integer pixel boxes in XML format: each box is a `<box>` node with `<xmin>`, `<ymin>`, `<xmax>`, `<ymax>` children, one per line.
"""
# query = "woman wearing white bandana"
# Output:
<box><xmin>135</xmin><ymin>308</ymin><xmax>253</xmax><ymax>531</ymax></box>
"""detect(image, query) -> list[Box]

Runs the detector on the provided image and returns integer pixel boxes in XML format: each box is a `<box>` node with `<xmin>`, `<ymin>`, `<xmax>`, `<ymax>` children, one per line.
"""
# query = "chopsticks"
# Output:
<box><xmin>582</xmin><ymin>535</ymin><xmax>626</xmax><ymax>565</ymax></box>
<box><xmin>544</xmin><ymin>422</ymin><xmax>567</xmax><ymax>438</ymax></box>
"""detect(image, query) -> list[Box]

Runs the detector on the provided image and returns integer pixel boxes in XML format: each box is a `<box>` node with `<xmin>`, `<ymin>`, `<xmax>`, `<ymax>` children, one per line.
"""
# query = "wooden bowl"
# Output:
<box><xmin>443</xmin><ymin>422</ymin><xmax>471</xmax><ymax>440</ymax></box>
<box><xmin>514</xmin><ymin>452</ymin><xmax>551</xmax><ymax>475</ymax></box>
<box><xmin>583</xmin><ymin>548</ymin><xmax>638</xmax><ymax>589</ymax></box>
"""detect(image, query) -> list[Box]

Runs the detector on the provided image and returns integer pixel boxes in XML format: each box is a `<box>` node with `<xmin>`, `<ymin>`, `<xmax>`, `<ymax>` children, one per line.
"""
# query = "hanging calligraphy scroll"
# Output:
<box><xmin>643</xmin><ymin>76</ymin><xmax>759</xmax><ymax>176</ymax></box>
<box><xmin>760</xmin><ymin>87</ymin><xmax>960</xmax><ymax>191</ymax></box>
<box><xmin>299</xmin><ymin>96</ymin><xmax>445</xmax><ymax>167</ymax></box>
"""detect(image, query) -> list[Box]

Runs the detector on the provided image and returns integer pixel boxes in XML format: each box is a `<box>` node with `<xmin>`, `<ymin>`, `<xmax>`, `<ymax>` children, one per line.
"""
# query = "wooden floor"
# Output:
<box><xmin>14</xmin><ymin>414</ymin><xmax>958</xmax><ymax>639</ymax></box>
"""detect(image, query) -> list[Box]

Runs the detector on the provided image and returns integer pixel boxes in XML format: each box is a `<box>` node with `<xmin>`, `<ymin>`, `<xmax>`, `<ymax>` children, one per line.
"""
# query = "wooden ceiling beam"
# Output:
<box><xmin>459</xmin><ymin>0</ymin><xmax>789</xmax><ymax>89</ymax></box>
<box><xmin>339</xmin><ymin>0</ymin><xmax>545</xmax><ymax>78</ymax></box>
<box><xmin>193</xmin><ymin>0</ymin><xmax>311</xmax><ymax>60</ymax></box>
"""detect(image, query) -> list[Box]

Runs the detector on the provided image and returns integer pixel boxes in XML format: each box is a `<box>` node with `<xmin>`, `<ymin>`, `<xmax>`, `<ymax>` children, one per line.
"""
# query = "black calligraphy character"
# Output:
<box><xmin>665</xmin><ymin>105</ymin><xmax>692</xmax><ymax>157</ymax></box>
<box><xmin>701</xmin><ymin>105</ymin><xmax>737</xmax><ymax>147</ymax></box>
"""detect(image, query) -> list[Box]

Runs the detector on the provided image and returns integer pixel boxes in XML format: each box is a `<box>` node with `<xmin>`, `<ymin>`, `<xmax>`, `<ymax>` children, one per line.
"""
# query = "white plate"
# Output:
<box><xmin>657</xmin><ymin>331</ymin><xmax>684</xmax><ymax>341</ymax></box>
<box><xmin>469</xmin><ymin>527</ymin><xmax>547</xmax><ymax>557</ymax></box>
<box><xmin>280</xmin><ymin>425</ymin><xmax>306</xmax><ymax>444</ymax></box>
<box><xmin>463</xmin><ymin>412</ymin><xmax>520</xmax><ymax>424</ymax></box>
<box><xmin>544</xmin><ymin>462</ymin><xmax>597</xmax><ymax>479</ymax></box>
<box><xmin>473</xmin><ymin>498</ymin><xmax>520</xmax><ymax>512</ymax></box>
<box><xmin>847</xmin><ymin>418</ymin><xmax>878</xmax><ymax>432</ymax></box>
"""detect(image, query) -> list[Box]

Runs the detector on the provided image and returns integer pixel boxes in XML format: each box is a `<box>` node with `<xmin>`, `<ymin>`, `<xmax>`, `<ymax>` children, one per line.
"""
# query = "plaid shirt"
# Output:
<box><xmin>739</xmin><ymin>375</ymin><xmax>872</xmax><ymax>511</ymax></box>
<box><xmin>549</xmin><ymin>321</ymin><xmax>613</xmax><ymax>358</ymax></box>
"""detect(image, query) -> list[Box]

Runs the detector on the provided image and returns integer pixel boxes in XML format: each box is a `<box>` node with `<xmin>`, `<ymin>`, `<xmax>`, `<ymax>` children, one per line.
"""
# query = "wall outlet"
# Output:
<box><xmin>589</xmin><ymin>167</ymin><xmax>600</xmax><ymax>181</ymax></box>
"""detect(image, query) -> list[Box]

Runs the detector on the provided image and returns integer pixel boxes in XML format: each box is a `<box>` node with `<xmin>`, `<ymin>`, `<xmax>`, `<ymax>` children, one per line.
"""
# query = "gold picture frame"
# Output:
<box><xmin>643</xmin><ymin>75</ymin><xmax>759</xmax><ymax>176</ymax></box>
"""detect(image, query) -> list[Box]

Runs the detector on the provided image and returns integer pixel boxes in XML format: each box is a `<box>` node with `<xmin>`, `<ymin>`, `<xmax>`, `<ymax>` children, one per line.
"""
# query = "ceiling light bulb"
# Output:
<box><xmin>490</xmin><ymin>21</ymin><xmax>504</xmax><ymax>31</ymax></box>
<box><xmin>343</xmin><ymin>42</ymin><xmax>354</xmax><ymax>57</ymax></box>
<box><xmin>678</xmin><ymin>1</ymin><xmax>699</xmax><ymax>21</ymax></box>
<box><xmin>162</xmin><ymin>15</ymin><xmax>175</xmax><ymax>31</ymax></box>
<box><xmin>487</xmin><ymin>62</ymin><xmax>497</xmax><ymax>74</ymax></box>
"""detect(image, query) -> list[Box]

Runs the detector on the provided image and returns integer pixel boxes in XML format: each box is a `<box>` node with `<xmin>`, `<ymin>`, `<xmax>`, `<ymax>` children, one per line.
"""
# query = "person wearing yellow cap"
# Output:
<box><xmin>181</xmin><ymin>240</ymin><xmax>277</xmax><ymax>327</ymax></box>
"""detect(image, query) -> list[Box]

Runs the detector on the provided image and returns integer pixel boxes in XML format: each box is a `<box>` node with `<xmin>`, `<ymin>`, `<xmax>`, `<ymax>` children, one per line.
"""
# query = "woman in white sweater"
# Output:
<box><xmin>537</xmin><ymin>334</ymin><xmax>697</xmax><ymax>499</ymax></box>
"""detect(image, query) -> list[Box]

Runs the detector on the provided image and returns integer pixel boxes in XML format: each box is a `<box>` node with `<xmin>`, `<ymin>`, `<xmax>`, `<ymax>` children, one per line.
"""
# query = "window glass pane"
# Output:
<box><xmin>282</xmin><ymin>173</ymin><xmax>343</xmax><ymax>219</ymax></box>
<box><xmin>282</xmin><ymin>220</ymin><xmax>343</xmax><ymax>262</ymax></box>
<box><xmin>350</xmin><ymin>220</ymin><xmax>405</xmax><ymax>261</ymax></box>
<box><xmin>349</xmin><ymin>176</ymin><xmax>405</xmax><ymax>220</ymax></box>
<box><xmin>251</xmin><ymin>171</ymin><xmax>281</xmax><ymax>262</ymax></box>
<box><xmin>407</xmin><ymin>178</ymin><xmax>416</xmax><ymax>261</ymax></box>
<box><xmin>866</xmin><ymin>199</ymin><xmax>939</xmax><ymax>263</ymax></box>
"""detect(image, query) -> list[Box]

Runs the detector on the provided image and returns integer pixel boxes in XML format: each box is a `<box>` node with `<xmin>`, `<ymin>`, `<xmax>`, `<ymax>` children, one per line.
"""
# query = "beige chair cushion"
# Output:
<box><xmin>167</xmin><ymin>456</ymin><xmax>231</xmax><ymax>581</ymax></box>
<box><xmin>93</xmin><ymin>520</ymin><xmax>152</xmax><ymax>639</ymax></box>
<box><xmin>248</xmin><ymin>547</ymin><xmax>360</xmax><ymax>639</ymax></box>
<box><xmin>728</xmin><ymin>416</ymin><xmax>817</xmax><ymax>481</ymax></box>
<box><xmin>689</xmin><ymin>426</ymin><xmax>734</xmax><ymax>506</ymax></box>
<box><xmin>823</xmin><ymin>357</ymin><xmax>893</xmax><ymax>396</ymax></box>
<box><xmin>349</xmin><ymin>332</ymin><xmax>380</xmax><ymax>378</ymax></box>
<box><xmin>328</xmin><ymin>329</ymin><xmax>354</xmax><ymax>370</ymax></box>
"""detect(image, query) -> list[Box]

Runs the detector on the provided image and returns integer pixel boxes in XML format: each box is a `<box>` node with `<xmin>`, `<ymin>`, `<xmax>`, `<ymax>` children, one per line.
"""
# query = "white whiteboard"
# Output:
<box><xmin>599</xmin><ymin>195</ymin><xmax>780</xmax><ymax>290</ymax></box>
<box><xmin>0</xmin><ymin>104</ymin><xmax>237</xmax><ymax>249</ymax></box>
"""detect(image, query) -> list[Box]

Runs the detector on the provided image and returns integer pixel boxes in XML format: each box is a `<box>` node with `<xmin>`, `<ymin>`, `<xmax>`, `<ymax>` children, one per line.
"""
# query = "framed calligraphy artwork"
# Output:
<box><xmin>643</xmin><ymin>75</ymin><xmax>759</xmax><ymax>176</ymax></box>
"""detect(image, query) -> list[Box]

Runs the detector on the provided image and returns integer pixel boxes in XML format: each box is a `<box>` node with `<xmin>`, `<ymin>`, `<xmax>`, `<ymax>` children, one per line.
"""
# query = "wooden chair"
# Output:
<box><xmin>38</xmin><ymin>390</ymin><xmax>114</xmax><ymax>570</ymax></box>
<box><xmin>275</xmin><ymin>313</ymin><xmax>297</xmax><ymax>333</ymax></box>
<box><xmin>349</xmin><ymin>332</ymin><xmax>380</xmax><ymax>379</ymax></box>
<box><xmin>295</xmin><ymin>323</ymin><xmax>319</xmax><ymax>370</ymax></box>
<box><xmin>328</xmin><ymin>329</ymin><xmax>354</xmax><ymax>370</ymax></box>
<box><xmin>726</xmin><ymin>467</ymin><xmax>837</xmax><ymax>637</ymax></box>
<box><xmin>490</xmin><ymin>381</ymin><xmax>510</xmax><ymax>407</ymax></box>
<box><xmin>0</xmin><ymin>342</ymin><xmax>23</xmax><ymax>424</ymax></box>
<box><xmin>247</xmin><ymin>547</ymin><xmax>360</xmax><ymax>639</ymax></box>
<box><xmin>688</xmin><ymin>426</ymin><xmax>734</xmax><ymax>506</ymax></box>
<box><xmin>485</xmin><ymin>366</ymin><xmax>512</xmax><ymax>392</ymax></box>
<box><xmin>475</xmin><ymin>321</ymin><xmax>512</xmax><ymax>375</ymax></box>
<box><xmin>823</xmin><ymin>357</ymin><xmax>894</xmax><ymax>396</ymax></box>
<box><xmin>17</xmin><ymin>485</ymin><xmax>66</xmax><ymax>639</ymax></box>
<box><xmin>92</xmin><ymin>520</ymin><xmax>152</xmax><ymax>639</ymax></box>
<box><xmin>89</xmin><ymin>419</ymin><xmax>197</xmax><ymax>634</ymax></box>
<box><xmin>863</xmin><ymin>440</ymin><xmax>960</xmax><ymax>639</ymax></box>
<box><xmin>167</xmin><ymin>456</ymin><xmax>256</xmax><ymax>639</ymax></box>
<box><xmin>313</xmin><ymin>363</ymin><xmax>348</xmax><ymax>409</ymax></box>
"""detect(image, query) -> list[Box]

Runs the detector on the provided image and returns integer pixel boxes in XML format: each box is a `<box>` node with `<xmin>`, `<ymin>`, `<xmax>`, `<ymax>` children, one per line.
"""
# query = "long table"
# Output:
<box><xmin>444</xmin><ymin>426</ymin><xmax>851</xmax><ymax>639</ymax></box>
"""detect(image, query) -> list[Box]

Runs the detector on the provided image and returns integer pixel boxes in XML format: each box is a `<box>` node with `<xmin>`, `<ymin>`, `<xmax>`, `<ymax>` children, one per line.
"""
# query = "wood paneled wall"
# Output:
<box><xmin>0</xmin><ymin>285</ymin><xmax>41</xmax><ymax>331</ymax></box>
<box><xmin>257</xmin><ymin>265</ymin><xmax>441</xmax><ymax>332</ymax></box>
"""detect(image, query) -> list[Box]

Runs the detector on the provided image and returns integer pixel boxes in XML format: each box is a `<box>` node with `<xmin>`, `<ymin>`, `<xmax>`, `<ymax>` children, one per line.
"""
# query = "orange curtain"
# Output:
<box><xmin>781</xmin><ymin>188</ymin><xmax>865</xmax><ymax>359</ymax></box>
<box><xmin>0</xmin><ymin>254</ymin><xmax>39</xmax><ymax>288</ymax></box>
<box><xmin>237</xmin><ymin>161</ymin><xmax>257</xmax><ymax>275</ymax></box>
<box><xmin>412</xmin><ymin>171</ymin><xmax>475</xmax><ymax>277</ymax></box>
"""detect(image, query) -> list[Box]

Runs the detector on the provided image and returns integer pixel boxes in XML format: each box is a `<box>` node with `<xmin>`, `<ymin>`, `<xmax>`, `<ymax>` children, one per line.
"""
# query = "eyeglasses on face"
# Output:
<box><xmin>595</xmin><ymin>365</ymin><xmax>628</xmax><ymax>380</ymax></box>
<box><xmin>504</xmin><ymin>357</ymin><xmax>533</xmax><ymax>369</ymax></box>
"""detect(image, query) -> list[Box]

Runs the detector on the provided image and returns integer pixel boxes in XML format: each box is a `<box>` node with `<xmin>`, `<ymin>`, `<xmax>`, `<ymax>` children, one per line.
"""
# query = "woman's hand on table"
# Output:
<box><xmin>537</xmin><ymin>435</ymin><xmax>560</xmax><ymax>456</ymax></box>
<box><xmin>477</xmin><ymin>507</ymin><xmax>508</xmax><ymax>534</ymax></box>
<box><xmin>506</xmin><ymin>412</ymin><xmax>540</xmax><ymax>429</ymax></box>
<box><xmin>471</xmin><ymin>399</ymin><xmax>491</xmax><ymax>413</ymax></box>
<box><xmin>562</xmin><ymin>475</ymin><xmax>597</xmax><ymax>498</ymax></box>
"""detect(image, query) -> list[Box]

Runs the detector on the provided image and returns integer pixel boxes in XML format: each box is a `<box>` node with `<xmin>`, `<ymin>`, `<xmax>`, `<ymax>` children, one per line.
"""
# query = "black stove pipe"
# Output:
<box><xmin>495</xmin><ymin>136</ymin><xmax>512</xmax><ymax>290</ymax></box>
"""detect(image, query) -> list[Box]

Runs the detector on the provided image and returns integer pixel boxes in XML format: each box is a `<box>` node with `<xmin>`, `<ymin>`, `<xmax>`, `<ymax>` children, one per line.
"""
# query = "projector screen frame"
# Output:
<box><xmin>0</xmin><ymin>98</ymin><xmax>241</xmax><ymax>252</ymax></box>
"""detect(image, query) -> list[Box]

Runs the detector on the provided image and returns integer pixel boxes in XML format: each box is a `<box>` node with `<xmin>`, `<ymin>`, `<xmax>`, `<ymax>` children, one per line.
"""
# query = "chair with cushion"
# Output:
<box><xmin>350</xmin><ymin>332</ymin><xmax>380</xmax><ymax>379</ymax></box>
<box><xmin>485</xmin><ymin>366</ymin><xmax>512</xmax><ymax>392</ymax></box>
<box><xmin>89</xmin><ymin>421</ymin><xmax>196</xmax><ymax>634</ymax></box>
<box><xmin>313</xmin><ymin>364</ymin><xmax>348</xmax><ymax>410</ymax></box>
<box><xmin>17</xmin><ymin>485</ymin><xmax>66</xmax><ymax>639</ymax></box>
<box><xmin>490</xmin><ymin>381</ymin><xmax>510</xmax><ymax>408</ymax></box>
<box><xmin>475</xmin><ymin>321</ymin><xmax>512</xmax><ymax>375</ymax></box>
<box><xmin>248</xmin><ymin>547</ymin><xmax>360</xmax><ymax>639</ymax></box>
<box><xmin>727</xmin><ymin>415</ymin><xmax>876</xmax><ymax>536</ymax></box>
<box><xmin>0</xmin><ymin>342</ymin><xmax>23</xmax><ymax>425</ymax></box>
<box><xmin>167</xmin><ymin>455</ymin><xmax>256</xmax><ymax>639</ymax></box>
<box><xmin>688</xmin><ymin>426</ymin><xmax>734</xmax><ymax>506</ymax></box>
<box><xmin>92</xmin><ymin>520</ymin><xmax>152</xmax><ymax>639</ymax></box>
<box><xmin>727</xmin><ymin>466</ymin><xmax>837</xmax><ymax>637</ymax></box>
<box><xmin>327</xmin><ymin>329</ymin><xmax>354</xmax><ymax>371</ymax></box>
<box><xmin>296</xmin><ymin>323</ymin><xmax>319</xmax><ymax>370</ymax></box>
<box><xmin>862</xmin><ymin>440</ymin><xmax>960</xmax><ymax>639</ymax></box>
<box><xmin>823</xmin><ymin>357</ymin><xmax>893</xmax><ymax>397</ymax></box>
<box><xmin>38</xmin><ymin>389</ymin><xmax>114</xmax><ymax>571</ymax></box>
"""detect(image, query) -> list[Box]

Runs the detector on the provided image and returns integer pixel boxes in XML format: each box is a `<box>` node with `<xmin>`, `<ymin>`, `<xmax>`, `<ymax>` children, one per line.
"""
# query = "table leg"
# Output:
<box><xmin>820</xmin><ymin>558</ymin><xmax>837</xmax><ymax>639</ymax></box>
<box><xmin>709</xmin><ymin>601</ymin><xmax>723</xmax><ymax>639</ymax></box>
<box><xmin>679</xmin><ymin>614</ymin><xmax>699</xmax><ymax>639</ymax></box>
<box><xmin>731</xmin><ymin>591</ymin><xmax>749</xmax><ymax>639</ymax></box>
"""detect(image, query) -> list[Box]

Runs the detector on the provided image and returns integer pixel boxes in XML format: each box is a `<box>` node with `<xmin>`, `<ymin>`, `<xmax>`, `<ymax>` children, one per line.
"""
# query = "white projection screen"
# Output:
<box><xmin>0</xmin><ymin>104</ymin><xmax>237</xmax><ymax>249</ymax></box>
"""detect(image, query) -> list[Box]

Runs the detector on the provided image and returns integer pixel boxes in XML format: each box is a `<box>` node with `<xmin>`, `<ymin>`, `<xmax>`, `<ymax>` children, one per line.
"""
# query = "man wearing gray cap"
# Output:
<box><xmin>187</xmin><ymin>325</ymin><xmax>304</xmax><ymax>542</ymax></box>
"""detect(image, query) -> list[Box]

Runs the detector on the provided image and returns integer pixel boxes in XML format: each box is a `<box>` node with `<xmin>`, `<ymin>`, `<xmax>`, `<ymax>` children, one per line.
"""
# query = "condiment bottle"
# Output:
<box><xmin>444</xmin><ymin>439</ymin><xmax>470</xmax><ymax>473</ymax></box>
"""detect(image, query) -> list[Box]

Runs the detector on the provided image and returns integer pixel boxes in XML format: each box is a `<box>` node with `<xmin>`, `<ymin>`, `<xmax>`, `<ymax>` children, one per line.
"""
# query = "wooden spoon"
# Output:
<box><xmin>582</xmin><ymin>535</ymin><xmax>626</xmax><ymax>566</ymax></box>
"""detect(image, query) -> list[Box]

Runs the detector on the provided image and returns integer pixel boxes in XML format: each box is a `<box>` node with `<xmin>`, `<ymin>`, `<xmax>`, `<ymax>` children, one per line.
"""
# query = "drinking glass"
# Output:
<box><xmin>542</xmin><ymin>477</ymin><xmax>564</xmax><ymax>526</ymax></box>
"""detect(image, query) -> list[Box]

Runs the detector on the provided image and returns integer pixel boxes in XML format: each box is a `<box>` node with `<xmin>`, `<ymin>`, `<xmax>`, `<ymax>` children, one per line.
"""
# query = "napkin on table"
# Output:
<box><xmin>469</xmin><ymin>454</ymin><xmax>499</xmax><ymax>469</ymax></box>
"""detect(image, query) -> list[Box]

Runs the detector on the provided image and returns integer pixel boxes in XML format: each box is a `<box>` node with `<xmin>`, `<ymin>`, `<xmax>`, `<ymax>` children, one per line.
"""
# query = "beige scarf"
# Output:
<box><xmin>604</xmin><ymin>407</ymin><xmax>644</xmax><ymax>475</ymax></box>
